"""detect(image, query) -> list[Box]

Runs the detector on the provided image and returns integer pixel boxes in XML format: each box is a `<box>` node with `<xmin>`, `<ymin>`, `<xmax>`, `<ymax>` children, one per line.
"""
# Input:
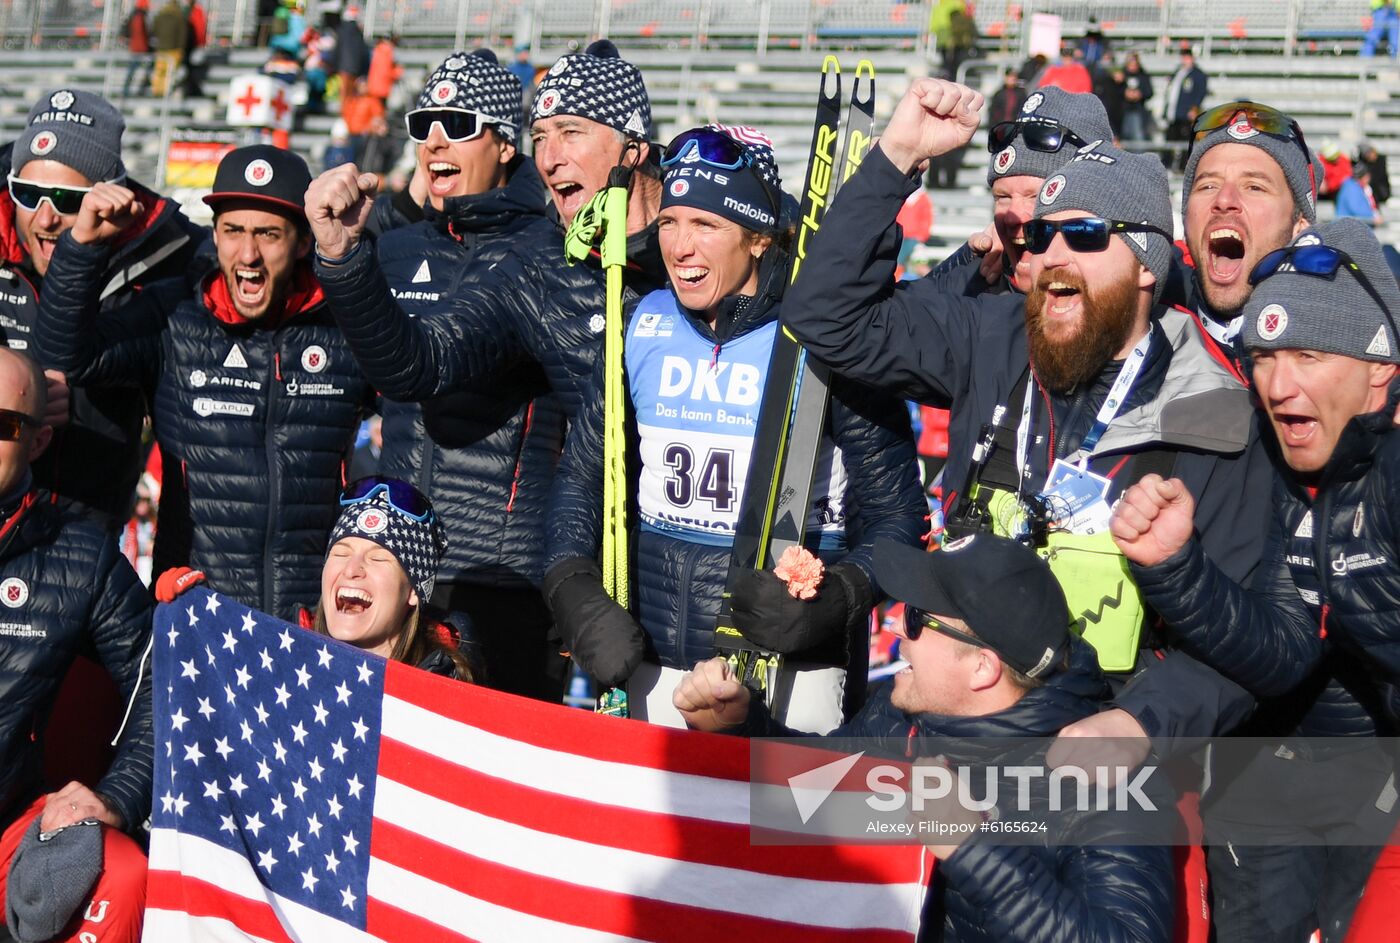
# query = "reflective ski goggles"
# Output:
<box><xmin>1186</xmin><ymin>101</ymin><xmax>1315</xmax><ymax>190</ymax></box>
<box><xmin>6</xmin><ymin>174</ymin><xmax>105</xmax><ymax>216</ymax></box>
<box><xmin>404</xmin><ymin>108</ymin><xmax>509</xmax><ymax>144</ymax></box>
<box><xmin>986</xmin><ymin>118</ymin><xmax>1089</xmax><ymax>155</ymax></box>
<box><xmin>339</xmin><ymin>476</ymin><xmax>435</xmax><ymax>523</ymax></box>
<box><xmin>0</xmin><ymin>408</ymin><xmax>40</xmax><ymax>441</ymax></box>
<box><xmin>661</xmin><ymin>128</ymin><xmax>752</xmax><ymax>170</ymax></box>
<box><xmin>1250</xmin><ymin>244</ymin><xmax>1399</xmax><ymax>332</ymax></box>
<box><xmin>1024</xmin><ymin>217</ymin><xmax>1172</xmax><ymax>254</ymax></box>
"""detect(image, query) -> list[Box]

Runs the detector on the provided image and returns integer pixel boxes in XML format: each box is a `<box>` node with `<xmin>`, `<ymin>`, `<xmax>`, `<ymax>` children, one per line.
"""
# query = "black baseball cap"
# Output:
<box><xmin>873</xmin><ymin>535</ymin><xmax>1070</xmax><ymax>679</ymax></box>
<box><xmin>203</xmin><ymin>144</ymin><xmax>312</xmax><ymax>219</ymax></box>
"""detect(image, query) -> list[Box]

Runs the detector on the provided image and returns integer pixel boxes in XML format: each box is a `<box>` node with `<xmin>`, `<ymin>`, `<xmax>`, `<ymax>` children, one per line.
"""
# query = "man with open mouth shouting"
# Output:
<box><xmin>35</xmin><ymin>145</ymin><xmax>374</xmax><ymax>621</ymax></box>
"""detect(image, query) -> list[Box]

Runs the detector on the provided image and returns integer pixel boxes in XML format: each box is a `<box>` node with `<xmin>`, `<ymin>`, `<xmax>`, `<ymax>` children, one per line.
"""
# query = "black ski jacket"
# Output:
<box><xmin>0</xmin><ymin>489</ymin><xmax>154</xmax><ymax>834</ymax></box>
<box><xmin>372</xmin><ymin>158</ymin><xmax>566</xmax><ymax>589</ymax></box>
<box><xmin>36</xmin><ymin>239</ymin><xmax>373</xmax><ymax>619</ymax></box>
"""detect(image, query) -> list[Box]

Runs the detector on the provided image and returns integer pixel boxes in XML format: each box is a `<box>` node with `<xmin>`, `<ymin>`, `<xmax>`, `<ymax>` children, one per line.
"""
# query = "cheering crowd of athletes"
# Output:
<box><xmin>1</xmin><ymin>30</ymin><xmax>1399</xmax><ymax>943</ymax></box>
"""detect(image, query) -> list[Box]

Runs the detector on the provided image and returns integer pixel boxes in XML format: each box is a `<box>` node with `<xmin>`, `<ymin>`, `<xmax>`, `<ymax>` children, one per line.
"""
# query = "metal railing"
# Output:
<box><xmin>8</xmin><ymin>0</ymin><xmax>1389</xmax><ymax>59</ymax></box>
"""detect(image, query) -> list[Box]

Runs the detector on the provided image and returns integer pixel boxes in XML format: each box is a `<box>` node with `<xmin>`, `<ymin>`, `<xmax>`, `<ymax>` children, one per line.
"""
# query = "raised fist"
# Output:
<box><xmin>71</xmin><ymin>183</ymin><xmax>144</xmax><ymax>245</ymax></box>
<box><xmin>880</xmin><ymin>78</ymin><xmax>985</xmax><ymax>175</ymax></box>
<box><xmin>1109</xmin><ymin>474</ymin><xmax>1198</xmax><ymax>567</ymax></box>
<box><xmin>305</xmin><ymin>164</ymin><xmax>378</xmax><ymax>261</ymax></box>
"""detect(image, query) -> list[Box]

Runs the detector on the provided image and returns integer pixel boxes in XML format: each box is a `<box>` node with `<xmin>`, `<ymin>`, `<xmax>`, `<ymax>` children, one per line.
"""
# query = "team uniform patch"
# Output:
<box><xmin>430</xmin><ymin>80</ymin><xmax>457</xmax><ymax>105</ymax></box>
<box><xmin>301</xmin><ymin>346</ymin><xmax>328</xmax><ymax>373</ymax></box>
<box><xmin>993</xmin><ymin>146</ymin><xmax>1016</xmax><ymax>174</ymax></box>
<box><xmin>244</xmin><ymin>159</ymin><xmax>274</xmax><ymax>186</ymax></box>
<box><xmin>29</xmin><ymin>132</ymin><xmax>56</xmax><ymax>156</ymax></box>
<box><xmin>588</xmin><ymin>314</ymin><xmax>606</xmax><ymax>334</ymax></box>
<box><xmin>356</xmin><ymin>508</ymin><xmax>389</xmax><ymax>534</ymax></box>
<box><xmin>1022</xmin><ymin>93</ymin><xmax>1044</xmax><ymax>114</ymax></box>
<box><xmin>535</xmin><ymin>89</ymin><xmax>562</xmax><ymax>116</ymax></box>
<box><xmin>50</xmin><ymin>90</ymin><xmax>75</xmax><ymax>110</ymax></box>
<box><xmin>0</xmin><ymin>578</ymin><xmax>27</xmax><ymax>608</ymax></box>
<box><xmin>1227</xmin><ymin>117</ymin><xmax>1259</xmax><ymax>141</ymax></box>
<box><xmin>1040</xmin><ymin>174</ymin><xmax>1067</xmax><ymax>205</ymax></box>
<box><xmin>1257</xmin><ymin>303</ymin><xmax>1288</xmax><ymax>341</ymax></box>
<box><xmin>190</xmin><ymin>369</ymin><xmax>208</xmax><ymax>388</ymax></box>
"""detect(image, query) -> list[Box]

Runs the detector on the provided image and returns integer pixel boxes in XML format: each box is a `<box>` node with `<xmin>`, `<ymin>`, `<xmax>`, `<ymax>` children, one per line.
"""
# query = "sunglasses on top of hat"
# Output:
<box><xmin>661</xmin><ymin>128</ymin><xmax>754</xmax><ymax>171</ymax></box>
<box><xmin>0</xmin><ymin>408</ymin><xmax>40</xmax><ymax>441</ymax></box>
<box><xmin>7</xmin><ymin>174</ymin><xmax>104</xmax><ymax>216</ymax></box>
<box><xmin>339</xmin><ymin>476</ymin><xmax>435</xmax><ymax>523</ymax></box>
<box><xmin>1187</xmin><ymin>100</ymin><xmax>1316</xmax><ymax>196</ymax></box>
<box><xmin>986</xmin><ymin>118</ymin><xmax>1089</xmax><ymax>155</ymax></box>
<box><xmin>404</xmin><ymin>108</ymin><xmax>508</xmax><ymax>144</ymax></box>
<box><xmin>1250</xmin><ymin>243</ymin><xmax>1400</xmax><ymax>339</ymax></box>
<box><xmin>1024</xmin><ymin>217</ymin><xmax>1172</xmax><ymax>255</ymax></box>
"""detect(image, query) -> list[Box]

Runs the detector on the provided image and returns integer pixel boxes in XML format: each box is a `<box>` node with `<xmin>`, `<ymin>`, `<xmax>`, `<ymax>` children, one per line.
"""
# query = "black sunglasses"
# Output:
<box><xmin>1250</xmin><ymin>244</ymin><xmax>1400</xmax><ymax>344</ymax></box>
<box><xmin>987</xmin><ymin>118</ymin><xmax>1089</xmax><ymax>155</ymax></box>
<box><xmin>7</xmin><ymin>175</ymin><xmax>94</xmax><ymax>215</ymax></box>
<box><xmin>0</xmin><ymin>408</ymin><xmax>40</xmax><ymax>441</ymax></box>
<box><xmin>340</xmin><ymin>476</ymin><xmax>435</xmax><ymax>523</ymax></box>
<box><xmin>404</xmin><ymin>108</ymin><xmax>504</xmax><ymax>144</ymax></box>
<box><xmin>903</xmin><ymin>606</ymin><xmax>986</xmax><ymax>649</ymax></box>
<box><xmin>1186</xmin><ymin>100</ymin><xmax>1316</xmax><ymax>199</ymax></box>
<box><xmin>1024</xmin><ymin>217</ymin><xmax>1172</xmax><ymax>255</ymax></box>
<box><xmin>662</xmin><ymin>128</ymin><xmax>751</xmax><ymax>170</ymax></box>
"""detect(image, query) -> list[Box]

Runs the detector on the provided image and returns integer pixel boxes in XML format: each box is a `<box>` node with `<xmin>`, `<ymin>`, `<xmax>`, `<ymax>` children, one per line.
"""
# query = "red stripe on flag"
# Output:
<box><xmin>384</xmin><ymin>662</ymin><xmax>751</xmax><ymax>782</ymax></box>
<box><xmin>378</xmin><ymin>736</ymin><xmax>916</xmax><ymax>883</ymax></box>
<box><xmin>370</xmin><ymin>820</ymin><xmax>918</xmax><ymax>943</ymax></box>
<box><xmin>365</xmin><ymin>897</ymin><xmax>480</xmax><ymax>943</ymax></box>
<box><xmin>146</xmin><ymin>869</ymin><xmax>296</xmax><ymax>943</ymax></box>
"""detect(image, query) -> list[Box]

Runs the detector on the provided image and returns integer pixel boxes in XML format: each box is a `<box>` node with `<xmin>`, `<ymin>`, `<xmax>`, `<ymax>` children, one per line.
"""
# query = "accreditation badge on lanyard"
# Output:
<box><xmin>1026</xmin><ymin>327</ymin><xmax>1153</xmax><ymax>535</ymax></box>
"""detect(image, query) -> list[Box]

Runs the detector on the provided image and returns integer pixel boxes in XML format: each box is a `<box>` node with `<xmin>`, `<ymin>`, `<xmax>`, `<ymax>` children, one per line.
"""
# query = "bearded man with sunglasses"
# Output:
<box><xmin>1</xmin><ymin>88</ymin><xmax>203</xmax><ymax>532</ymax></box>
<box><xmin>1111</xmin><ymin>218</ymin><xmax>1400</xmax><ymax>941</ymax></box>
<box><xmin>35</xmin><ymin>145</ymin><xmax>374</xmax><ymax>620</ymax></box>
<box><xmin>783</xmin><ymin>78</ymin><xmax>1269</xmax><ymax>736</ymax></box>
<box><xmin>313</xmin><ymin>51</ymin><xmax>571</xmax><ymax>702</ymax></box>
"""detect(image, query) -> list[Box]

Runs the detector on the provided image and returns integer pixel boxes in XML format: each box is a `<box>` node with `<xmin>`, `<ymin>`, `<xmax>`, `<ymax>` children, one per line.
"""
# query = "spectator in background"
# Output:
<box><xmin>120</xmin><ymin>0</ymin><xmax>153</xmax><ymax>99</ymax></box>
<box><xmin>366</xmin><ymin>33</ymin><xmax>402</xmax><ymax>108</ymax></box>
<box><xmin>1094</xmin><ymin>54</ymin><xmax>1127</xmax><ymax>139</ymax></box>
<box><xmin>1363</xmin><ymin>0</ymin><xmax>1400</xmax><ymax>58</ymax></box>
<box><xmin>1356</xmin><ymin>140</ymin><xmax>1391</xmax><ymax>205</ymax></box>
<box><xmin>150</xmin><ymin>0</ymin><xmax>186</xmax><ymax>98</ymax></box>
<box><xmin>268</xmin><ymin>0</ymin><xmax>305</xmax><ymax>57</ymax></box>
<box><xmin>255</xmin><ymin>0</ymin><xmax>279</xmax><ymax>46</ymax></box>
<box><xmin>1319</xmin><ymin>140</ymin><xmax>1353</xmax><ymax>200</ymax></box>
<box><xmin>336</xmin><ymin>5</ymin><xmax>371</xmax><ymax>114</ymax></box>
<box><xmin>1035</xmin><ymin>44</ymin><xmax>1093</xmax><ymax>93</ymax></box>
<box><xmin>1018</xmin><ymin>53</ymin><xmax>1047</xmax><ymax>85</ymax></box>
<box><xmin>182</xmin><ymin>0</ymin><xmax>208</xmax><ymax>98</ymax></box>
<box><xmin>324</xmin><ymin>117</ymin><xmax>356</xmax><ymax>171</ymax></box>
<box><xmin>1163</xmin><ymin>48</ymin><xmax>1207</xmax><ymax>170</ymax></box>
<box><xmin>986</xmin><ymin>68</ymin><xmax>1026</xmax><ymax>125</ymax></box>
<box><xmin>348</xmin><ymin>415</ymin><xmax>382</xmax><ymax>480</ymax></box>
<box><xmin>509</xmin><ymin>44</ymin><xmax>535</xmax><ymax>108</ymax></box>
<box><xmin>1337</xmin><ymin>162</ymin><xmax>1384</xmax><ymax>226</ymax></box>
<box><xmin>1120</xmin><ymin>52</ymin><xmax>1153</xmax><ymax>143</ymax></box>
<box><xmin>928</xmin><ymin>0</ymin><xmax>977</xmax><ymax>79</ymax></box>
<box><xmin>1078</xmin><ymin>17</ymin><xmax>1108</xmax><ymax>67</ymax></box>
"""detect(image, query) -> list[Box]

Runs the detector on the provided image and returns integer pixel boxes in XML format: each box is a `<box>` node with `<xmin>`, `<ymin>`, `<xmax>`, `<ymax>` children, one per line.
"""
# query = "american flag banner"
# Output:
<box><xmin>145</xmin><ymin>589</ymin><xmax>930</xmax><ymax>942</ymax></box>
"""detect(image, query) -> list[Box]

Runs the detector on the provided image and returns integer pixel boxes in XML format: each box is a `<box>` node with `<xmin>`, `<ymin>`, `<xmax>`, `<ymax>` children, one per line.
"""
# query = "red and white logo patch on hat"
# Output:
<box><xmin>356</xmin><ymin>508</ymin><xmax>389</xmax><ymax>534</ymax></box>
<box><xmin>245</xmin><ymin>159</ymin><xmax>274</xmax><ymax>187</ymax></box>
<box><xmin>0</xmin><ymin>577</ymin><xmax>28</xmax><ymax>608</ymax></box>
<box><xmin>1257</xmin><ymin>303</ymin><xmax>1288</xmax><ymax>341</ymax></box>
<box><xmin>536</xmin><ymin>89</ymin><xmax>562</xmax><ymax>117</ymax></box>
<box><xmin>1040</xmin><ymin>173</ymin><xmax>1067</xmax><ymax>205</ymax></box>
<box><xmin>1226</xmin><ymin>116</ymin><xmax>1259</xmax><ymax>141</ymax></box>
<box><xmin>993</xmin><ymin>146</ymin><xmax>1017</xmax><ymax>174</ymax></box>
<box><xmin>668</xmin><ymin>179</ymin><xmax>690</xmax><ymax>197</ymax></box>
<box><xmin>29</xmin><ymin>131</ymin><xmax>56</xmax><ymax>156</ymax></box>
<box><xmin>430</xmin><ymin>80</ymin><xmax>457</xmax><ymax>105</ymax></box>
<box><xmin>301</xmin><ymin>345</ymin><xmax>327</xmax><ymax>373</ymax></box>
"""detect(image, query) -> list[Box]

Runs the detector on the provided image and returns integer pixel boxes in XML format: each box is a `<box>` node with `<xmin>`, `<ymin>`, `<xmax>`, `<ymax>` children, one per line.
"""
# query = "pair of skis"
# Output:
<box><xmin>714</xmin><ymin>56</ymin><xmax>876</xmax><ymax>714</ymax></box>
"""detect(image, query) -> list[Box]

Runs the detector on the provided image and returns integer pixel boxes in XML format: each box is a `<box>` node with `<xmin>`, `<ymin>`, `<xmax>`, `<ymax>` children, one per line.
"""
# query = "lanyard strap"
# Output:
<box><xmin>1078</xmin><ymin>325</ymin><xmax>1153</xmax><ymax>455</ymax></box>
<box><xmin>1011</xmin><ymin>325</ymin><xmax>1154</xmax><ymax>480</ymax></box>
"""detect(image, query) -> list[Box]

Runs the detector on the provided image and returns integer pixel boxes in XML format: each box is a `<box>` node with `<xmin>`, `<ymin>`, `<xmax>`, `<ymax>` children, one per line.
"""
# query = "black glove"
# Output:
<box><xmin>728</xmin><ymin>562</ymin><xmax>873</xmax><ymax>658</ymax></box>
<box><xmin>543</xmin><ymin>557</ymin><xmax>646</xmax><ymax>687</ymax></box>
